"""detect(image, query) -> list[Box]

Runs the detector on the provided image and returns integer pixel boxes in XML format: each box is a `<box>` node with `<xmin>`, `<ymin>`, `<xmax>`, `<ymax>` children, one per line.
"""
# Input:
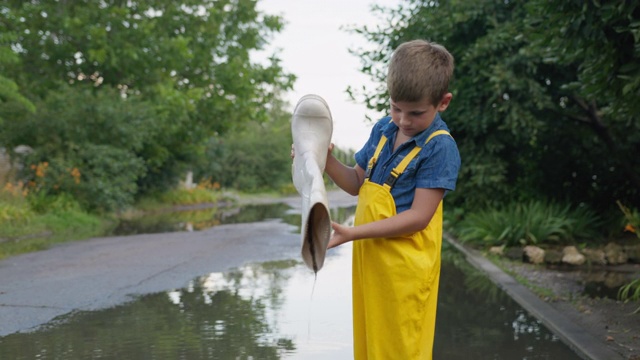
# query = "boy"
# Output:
<box><xmin>325</xmin><ymin>40</ymin><xmax>461</xmax><ymax>359</ymax></box>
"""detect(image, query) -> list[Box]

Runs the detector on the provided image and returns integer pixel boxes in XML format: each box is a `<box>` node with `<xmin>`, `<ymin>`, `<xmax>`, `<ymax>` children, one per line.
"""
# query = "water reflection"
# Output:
<box><xmin>0</xmin><ymin>240</ymin><xmax>580</xmax><ymax>359</ymax></box>
<box><xmin>0</xmin><ymin>260</ymin><xmax>300</xmax><ymax>360</ymax></box>
<box><xmin>111</xmin><ymin>203</ymin><xmax>294</xmax><ymax>235</ymax></box>
<box><xmin>110</xmin><ymin>202</ymin><xmax>356</xmax><ymax>236</ymax></box>
<box><xmin>572</xmin><ymin>267</ymin><xmax>636</xmax><ymax>299</ymax></box>
<box><xmin>435</xmin><ymin>242</ymin><xmax>579</xmax><ymax>359</ymax></box>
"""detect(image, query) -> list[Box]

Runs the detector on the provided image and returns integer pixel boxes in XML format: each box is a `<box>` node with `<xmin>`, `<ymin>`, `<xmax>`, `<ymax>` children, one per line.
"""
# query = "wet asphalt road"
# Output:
<box><xmin>0</xmin><ymin>191</ymin><xmax>358</xmax><ymax>336</ymax></box>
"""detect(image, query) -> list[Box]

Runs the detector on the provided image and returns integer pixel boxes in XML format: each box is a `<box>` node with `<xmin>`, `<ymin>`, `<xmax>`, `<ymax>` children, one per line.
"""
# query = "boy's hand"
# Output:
<box><xmin>328</xmin><ymin>221</ymin><xmax>353</xmax><ymax>249</ymax></box>
<box><xmin>290</xmin><ymin>143</ymin><xmax>335</xmax><ymax>160</ymax></box>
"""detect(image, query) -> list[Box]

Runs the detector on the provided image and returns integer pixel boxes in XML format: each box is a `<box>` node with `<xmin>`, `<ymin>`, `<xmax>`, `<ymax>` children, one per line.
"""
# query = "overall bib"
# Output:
<box><xmin>352</xmin><ymin>130</ymin><xmax>450</xmax><ymax>360</ymax></box>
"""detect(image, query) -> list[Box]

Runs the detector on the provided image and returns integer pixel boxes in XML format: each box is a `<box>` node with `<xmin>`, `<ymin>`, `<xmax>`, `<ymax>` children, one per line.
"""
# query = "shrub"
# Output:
<box><xmin>0</xmin><ymin>182</ymin><xmax>33</xmax><ymax>225</ymax></box>
<box><xmin>617</xmin><ymin>201</ymin><xmax>640</xmax><ymax>239</ymax></box>
<box><xmin>197</xmin><ymin>118</ymin><xmax>293</xmax><ymax>193</ymax></box>
<box><xmin>456</xmin><ymin>200</ymin><xmax>601</xmax><ymax>247</ymax></box>
<box><xmin>0</xmin><ymin>202</ymin><xmax>33</xmax><ymax>225</ymax></box>
<box><xmin>22</xmin><ymin>146</ymin><xmax>146</xmax><ymax>212</ymax></box>
<box><xmin>27</xmin><ymin>192</ymin><xmax>80</xmax><ymax>214</ymax></box>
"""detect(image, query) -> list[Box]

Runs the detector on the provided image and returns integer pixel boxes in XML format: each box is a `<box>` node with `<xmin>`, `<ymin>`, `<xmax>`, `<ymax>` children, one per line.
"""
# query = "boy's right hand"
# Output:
<box><xmin>290</xmin><ymin>143</ymin><xmax>334</xmax><ymax>160</ymax></box>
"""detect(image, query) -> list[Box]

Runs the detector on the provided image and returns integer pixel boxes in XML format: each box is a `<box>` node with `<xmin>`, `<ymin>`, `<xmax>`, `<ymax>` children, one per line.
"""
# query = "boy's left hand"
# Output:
<box><xmin>328</xmin><ymin>222</ymin><xmax>352</xmax><ymax>249</ymax></box>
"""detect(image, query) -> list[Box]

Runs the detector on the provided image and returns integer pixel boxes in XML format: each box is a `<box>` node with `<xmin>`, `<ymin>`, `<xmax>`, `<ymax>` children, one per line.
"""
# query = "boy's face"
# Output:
<box><xmin>390</xmin><ymin>93</ymin><xmax>452</xmax><ymax>138</ymax></box>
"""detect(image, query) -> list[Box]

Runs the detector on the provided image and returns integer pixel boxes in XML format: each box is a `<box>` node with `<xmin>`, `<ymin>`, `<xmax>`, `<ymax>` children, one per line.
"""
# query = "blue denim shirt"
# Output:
<box><xmin>355</xmin><ymin>114</ymin><xmax>461</xmax><ymax>213</ymax></box>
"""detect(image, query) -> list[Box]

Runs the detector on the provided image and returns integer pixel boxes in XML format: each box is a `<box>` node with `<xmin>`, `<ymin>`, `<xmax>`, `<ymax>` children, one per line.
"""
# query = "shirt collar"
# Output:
<box><xmin>381</xmin><ymin>113</ymin><xmax>443</xmax><ymax>148</ymax></box>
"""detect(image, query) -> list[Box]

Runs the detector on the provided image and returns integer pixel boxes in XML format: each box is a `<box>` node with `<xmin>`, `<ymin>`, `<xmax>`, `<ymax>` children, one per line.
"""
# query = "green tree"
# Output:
<box><xmin>0</xmin><ymin>0</ymin><xmax>295</xmax><ymax>206</ymax></box>
<box><xmin>197</xmin><ymin>95</ymin><xmax>294</xmax><ymax>192</ymax></box>
<box><xmin>524</xmin><ymin>0</ymin><xmax>640</xmax><ymax>209</ymax></box>
<box><xmin>0</xmin><ymin>14</ymin><xmax>34</xmax><ymax>125</ymax></box>
<box><xmin>350</xmin><ymin>0</ymin><xmax>640</xmax><ymax>213</ymax></box>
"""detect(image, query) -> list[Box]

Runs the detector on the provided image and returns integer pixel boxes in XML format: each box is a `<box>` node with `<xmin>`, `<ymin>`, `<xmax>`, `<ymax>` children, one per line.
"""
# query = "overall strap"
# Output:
<box><xmin>383</xmin><ymin>130</ymin><xmax>451</xmax><ymax>190</ymax></box>
<box><xmin>365</xmin><ymin>135</ymin><xmax>388</xmax><ymax>179</ymax></box>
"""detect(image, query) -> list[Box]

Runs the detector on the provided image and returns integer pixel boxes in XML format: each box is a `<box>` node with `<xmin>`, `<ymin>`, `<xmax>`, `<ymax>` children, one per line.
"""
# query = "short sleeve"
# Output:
<box><xmin>355</xmin><ymin>118</ymin><xmax>388</xmax><ymax>170</ymax></box>
<box><xmin>415</xmin><ymin>135</ymin><xmax>461</xmax><ymax>191</ymax></box>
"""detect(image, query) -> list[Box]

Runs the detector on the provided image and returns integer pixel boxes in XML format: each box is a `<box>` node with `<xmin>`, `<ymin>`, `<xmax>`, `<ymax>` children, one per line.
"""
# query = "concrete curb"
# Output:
<box><xmin>444</xmin><ymin>234</ymin><xmax>624</xmax><ymax>360</ymax></box>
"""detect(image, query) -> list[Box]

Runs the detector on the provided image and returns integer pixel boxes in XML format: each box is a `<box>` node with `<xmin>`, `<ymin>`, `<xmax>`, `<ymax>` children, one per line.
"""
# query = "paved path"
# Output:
<box><xmin>0</xmin><ymin>190</ymin><xmax>357</xmax><ymax>336</ymax></box>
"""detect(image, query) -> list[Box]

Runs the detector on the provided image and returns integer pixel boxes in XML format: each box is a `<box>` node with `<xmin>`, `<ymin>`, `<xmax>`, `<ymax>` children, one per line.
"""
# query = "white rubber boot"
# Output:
<box><xmin>291</xmin><ymin>94</ymin><xmax>333</xmax><ymax>272</ymax></box>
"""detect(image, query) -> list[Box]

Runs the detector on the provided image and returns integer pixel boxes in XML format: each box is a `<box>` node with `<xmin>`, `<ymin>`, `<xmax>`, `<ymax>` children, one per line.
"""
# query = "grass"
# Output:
<box><xmin>0</xmin><ymin>181</ymin><xmax>264</xmax><ymax>260</ymax></box>
<box><xmin>490</xmin><ymin>256</ymin><xmax>558</xmax><ymax>300</ymax></box>
<box><xmin>0</xmin><ymin>183</ymin><xmax>117</xmax><ymax>259</ymax></box>
<box><xmin>0</xmin><ymin>180</ymin><xmax>231</xmax><ymax>259</ymax></box>
<box><xmin>455</xmin><ymin>200</ymin><xmax>602</xmax><ymax>247</ymax></box>
<box><xmin>134</xmin><ymin>182</ymin><xmax>233</xmax><ymax>211</ymax></box>
<box><xmin>0</xmin><ymin>209</ymin><xmax>112</xmax><ymax>260</ymax></box>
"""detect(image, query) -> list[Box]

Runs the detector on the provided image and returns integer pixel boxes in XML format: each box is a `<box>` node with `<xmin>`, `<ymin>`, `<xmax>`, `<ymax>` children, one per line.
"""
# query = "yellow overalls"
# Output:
<box><xmin>352</xmin><ymin>130</ymin><xmax>450</xmax><ymax>360</ymax></box>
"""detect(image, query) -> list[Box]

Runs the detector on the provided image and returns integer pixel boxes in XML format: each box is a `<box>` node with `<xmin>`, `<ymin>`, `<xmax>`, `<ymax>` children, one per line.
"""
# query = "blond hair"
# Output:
<box><xmin>387</xmin><ymin>40</ymin><xmax>454</xmax><ymax>106</ymax></box>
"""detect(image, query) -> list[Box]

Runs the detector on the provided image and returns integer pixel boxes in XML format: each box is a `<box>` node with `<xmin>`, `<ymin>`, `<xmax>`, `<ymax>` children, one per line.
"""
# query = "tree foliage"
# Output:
<box><xmin>350</xmin><ymin>0</ymin><xmax>640</xmax><ymax>213</ymax></box>
<box><xmin>11</xmin><ymin>86</ymin><xmax>150</xmax><ymax>211</ymax></box>
<box><xmin>195</xmin><ymin>94</ymin><xmax>293</xmax><ymax>193</ymax></box>
<box><xmin>0</xmin><ymin>0</ymin><xmax>294</xmax><ymax>210</ymax></box>
<box><xmin>0</xmin><ymin>15</ymin><xmax>34</xmax><ymax>124</ymax></box>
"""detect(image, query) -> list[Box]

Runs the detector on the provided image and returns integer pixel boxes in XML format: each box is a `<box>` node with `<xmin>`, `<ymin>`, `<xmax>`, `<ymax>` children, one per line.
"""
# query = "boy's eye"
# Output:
<box><xmin>410</xmin><ymin>111</ymin><xmax>425</xmax><ymax>116</ymax></box>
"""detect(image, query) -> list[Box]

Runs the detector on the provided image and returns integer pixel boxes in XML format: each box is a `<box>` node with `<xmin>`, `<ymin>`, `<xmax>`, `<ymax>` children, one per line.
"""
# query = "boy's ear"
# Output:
<box><xmin>437</xmin><ymin>92</ymin><xmax>453</xmax><ymax>112</ymax></box>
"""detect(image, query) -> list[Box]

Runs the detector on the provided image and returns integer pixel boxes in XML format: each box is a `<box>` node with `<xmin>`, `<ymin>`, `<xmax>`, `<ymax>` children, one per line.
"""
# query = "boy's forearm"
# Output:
<box><xmin>350</xmin><ymin>208</ymin><xmax>429</xmax><ymax>240</ymax></box>
<box><xmin>325</xmin><ymin>154</ymin><xmax>362</xmax><ymax>195</ymax></box>
<box><xmin>330</xmin><ymin>188</ymin><xmax>444</xmax><ymax>248</ymax></box>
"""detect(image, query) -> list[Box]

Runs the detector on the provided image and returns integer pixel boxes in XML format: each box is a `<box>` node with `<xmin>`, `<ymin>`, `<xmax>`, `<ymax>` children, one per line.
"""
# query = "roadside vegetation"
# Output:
<box><xmin>452</xmin><ymin>201</ymin><xmax>602</xmax><ymax>247</ymax></box>
<box><xmin>0</xmin><ymin>182</ymin><xmax>109</xmax><ymax>259</ymax></box>
<box><xmin>0</xmin><ymin>112</ymin><xmax>354</xmax><ymax>259</ymax></box>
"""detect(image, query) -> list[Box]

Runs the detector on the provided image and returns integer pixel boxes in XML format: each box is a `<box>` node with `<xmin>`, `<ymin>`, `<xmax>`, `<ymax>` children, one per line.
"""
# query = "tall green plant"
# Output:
<box><xmin>618</xmin><ymin>278</ymin><xmax>640</xmax><ymax>314</ymax></box>
<box><xmin>617</xmin><ymin>201</ymin><xmax>640</xmax><ymax>239</ymax></box>
<box><xmin>456</xmin><ymin>200</ymin><xmax>601</xmax><ymax>247</ymax></box>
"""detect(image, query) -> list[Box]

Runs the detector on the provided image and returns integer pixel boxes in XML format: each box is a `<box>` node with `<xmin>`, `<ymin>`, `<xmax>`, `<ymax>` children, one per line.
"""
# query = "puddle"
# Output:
<box><xmin>110</xmin><ymin>203</ymin><xmax>294</xmax><ymax>236</ymax></box>
<box><xmin>0</xmin><ymin>241</ymin><xmax>580</xmax><ymax>359</ymax></box>
<box><xmin>109</xmin><ymin>202</ymin><xmax>355</xmax><ymax>236</ymax></box>
<box><xmin>569</xmin><ymin>267</ymin><xmax>638</xmax><ymax>299</ymax></box>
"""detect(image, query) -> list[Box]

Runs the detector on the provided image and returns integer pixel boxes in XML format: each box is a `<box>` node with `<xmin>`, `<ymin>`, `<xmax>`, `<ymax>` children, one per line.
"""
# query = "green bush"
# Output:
<box><xmin>3</xmin><ymin>86</ymin><xmax>151</xmax><ymax>212</ymax></box>
<box><xmin>0</xmin><ymin>202</ymin><xmax>33</xmax><ymax>225</ymax></box>
<box><xmin>27</xmin><ymin>192</ymin><xmax>80</xmax><ymax>214</ymax></box>
<box><xmin>456</xmin><ymin>200</ymin><xmax>601</xmax><ymax>247</ymax></box>
<box><xmin>22</xmin><ymin>146</ymin><xmax>146</xmax><ymax>212</ymax></box>
<box><xmin>197</xmin><ymin>114</ymin><xmax>293</xmax><ymax>193</ymax></box>
<box><xmin>618</xmin><ymin>201</ymin><xmax>640</xmax><ymax>239</ymax></box>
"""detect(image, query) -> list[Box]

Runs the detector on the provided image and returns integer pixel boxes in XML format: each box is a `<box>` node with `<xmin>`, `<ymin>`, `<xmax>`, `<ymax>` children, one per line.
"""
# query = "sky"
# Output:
<box><xmin>256</xmin><ymin>0</ymin><xmax>401</xmax><ymax>151</ymax></box>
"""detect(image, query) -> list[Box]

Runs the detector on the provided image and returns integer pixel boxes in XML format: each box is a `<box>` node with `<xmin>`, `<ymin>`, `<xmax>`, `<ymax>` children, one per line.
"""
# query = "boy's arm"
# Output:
<box><xmin>328</xmin><ymin>187</ymin><xmax>445</xmax><ymax>248</ymax></box>
<box><xmin>324</xmin><ymin>149</ymin><xmax>365</xmax><ymax>196</ymax></box>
